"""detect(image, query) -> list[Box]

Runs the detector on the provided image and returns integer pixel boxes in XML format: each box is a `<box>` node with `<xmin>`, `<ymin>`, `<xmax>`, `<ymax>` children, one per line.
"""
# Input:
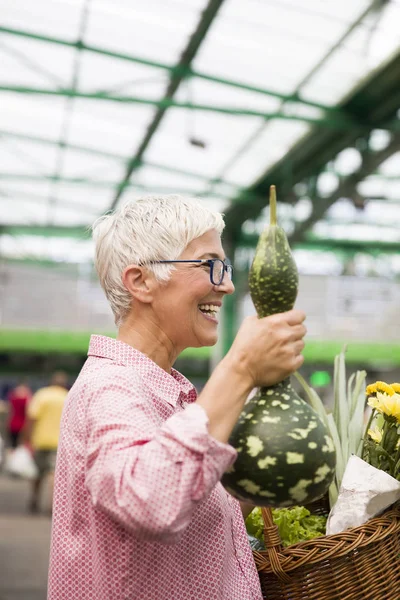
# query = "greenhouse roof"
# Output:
<box><xmin>1</xmin><ymin>0</ymin><xmax>400</xmax><ymax>264</ymax></box>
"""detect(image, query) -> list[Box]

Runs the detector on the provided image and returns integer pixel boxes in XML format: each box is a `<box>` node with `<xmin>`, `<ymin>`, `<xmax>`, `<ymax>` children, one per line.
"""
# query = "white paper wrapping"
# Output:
<box><xmin>326</xmin><ymin>455</ymin><xmax>400</xmax><ymax>535</ymax></box>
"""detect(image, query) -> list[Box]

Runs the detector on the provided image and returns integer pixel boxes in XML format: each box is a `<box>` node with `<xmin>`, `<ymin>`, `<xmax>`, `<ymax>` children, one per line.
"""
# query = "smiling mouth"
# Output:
<box><xmin>198</xmin><ymin>303</ymin><xmax>220</xmax><ymax>320</ymax></box>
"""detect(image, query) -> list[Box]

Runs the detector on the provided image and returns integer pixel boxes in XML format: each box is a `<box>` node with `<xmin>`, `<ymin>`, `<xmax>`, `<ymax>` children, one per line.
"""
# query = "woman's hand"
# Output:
<box><xmin>225</xmin><ymin>309</ymin><xmax>306</xmax><ymax>390</ymax></box>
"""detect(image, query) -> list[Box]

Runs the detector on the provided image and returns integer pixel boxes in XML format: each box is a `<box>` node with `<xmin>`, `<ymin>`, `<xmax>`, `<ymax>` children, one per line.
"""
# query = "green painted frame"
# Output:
<box><xmin>1</xmin><ymin>329</ymin><xmax>400</xmax><ymax>366</ymax></box>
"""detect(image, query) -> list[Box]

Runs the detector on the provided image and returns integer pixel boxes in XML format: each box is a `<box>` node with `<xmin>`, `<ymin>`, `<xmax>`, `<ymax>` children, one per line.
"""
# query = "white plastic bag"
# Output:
<box><xmin>326</xmin><ymin>455</ymin><xmax>400</xmax><ymax>535</ymax></box>
<box><xmin>5</xmin><ymin>445</ymin><xmax>38</xmax><ymax>480</ymax></box>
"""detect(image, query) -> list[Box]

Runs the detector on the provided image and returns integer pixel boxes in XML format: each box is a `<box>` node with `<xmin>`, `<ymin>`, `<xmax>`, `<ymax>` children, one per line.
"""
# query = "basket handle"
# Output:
<box><xmin>261</xmin><ymin>507</ymin><xmax>292</xmax><ymax>583</ymax></box>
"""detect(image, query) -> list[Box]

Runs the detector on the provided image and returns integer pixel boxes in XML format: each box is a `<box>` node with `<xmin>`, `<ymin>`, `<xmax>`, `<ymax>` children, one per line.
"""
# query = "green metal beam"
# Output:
<box><xmin>0</xmin><ymin>327</ymin><xmax>399</xmax><ymax>365</ymax></box>
<box><xmin>0</xmin><ymin>85</ymin><xmax>358</xmax><ymax>129</ymax></box>
<box><xmin>0</xmin><ymin>172</ymin><xmax>204</xmax><ymax>191</ymax></box>
<box><xmin>0</xmin><ymin>25</ymin><xmax>174</xmax><ymax>70</ymax></box>
<box><xmin>2</xmin><ymin>222</ymin><xmax>400</xmax><ymax>257</ymax></box>
<box><xmin>0</xmin><ymin>327</ymin><xmax>208</xmax><ymax>358</ymax></box>
<box><xmin>0</xmin><ymin>25</ymin><xmax>340</xmax><ymax>113</ymax></box>
<box><xmin>0</xmin><ymin>173</ymin><xmax>123</xmax><ymax>187</ymax></box>
<box><xmin>0</xmin><ymin>173</ymin><xmax>233</xmax><ymax>203</ymax></box>
<box><xmin>0</xmin><ymin>224</ymin><xmax>90</xmax><ymax>238</ymax></box>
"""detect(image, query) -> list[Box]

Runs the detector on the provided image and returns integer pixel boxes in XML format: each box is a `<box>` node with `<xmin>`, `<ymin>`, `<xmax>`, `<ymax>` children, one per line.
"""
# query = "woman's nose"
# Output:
<box><xmin>216</xmin><ymin>272</ymin><xmax>235</xmax><ymax>295</ymax></box>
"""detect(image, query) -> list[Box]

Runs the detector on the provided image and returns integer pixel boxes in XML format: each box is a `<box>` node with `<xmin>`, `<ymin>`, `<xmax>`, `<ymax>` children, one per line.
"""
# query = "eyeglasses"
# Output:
<box><xmin>150</xmin><ymin>259</ymin><xmax>233</xmax><ymax>286</ymax></box>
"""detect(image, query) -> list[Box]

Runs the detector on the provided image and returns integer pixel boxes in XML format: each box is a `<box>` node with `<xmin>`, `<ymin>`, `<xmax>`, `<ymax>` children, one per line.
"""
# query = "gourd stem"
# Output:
<box><xmin>269</xmin><ymin>185</ymin><xmax>277</xmax><ymax>226</ymax></box>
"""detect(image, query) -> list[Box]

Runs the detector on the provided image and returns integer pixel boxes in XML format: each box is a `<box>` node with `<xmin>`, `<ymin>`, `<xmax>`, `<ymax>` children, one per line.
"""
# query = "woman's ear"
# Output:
<box><xmin>122</xmin><ymin>265</ymin><xmax>155</xmax><ymax>304</ymax></box>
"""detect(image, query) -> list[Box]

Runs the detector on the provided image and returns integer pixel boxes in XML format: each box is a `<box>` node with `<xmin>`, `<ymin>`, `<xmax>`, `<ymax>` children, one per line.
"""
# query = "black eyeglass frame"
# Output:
<box><xmin>149</xmin><ymin>259</ymin><xmax>233</xmax><ymax>286</ymax></box>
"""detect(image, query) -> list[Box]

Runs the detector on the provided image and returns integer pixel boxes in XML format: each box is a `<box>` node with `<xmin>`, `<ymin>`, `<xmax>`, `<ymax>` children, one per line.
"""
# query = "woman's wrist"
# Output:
<box><xmin>196</xmin><ymin>358</ymin><xmax>253</xmax><ymax>444</ymax></box>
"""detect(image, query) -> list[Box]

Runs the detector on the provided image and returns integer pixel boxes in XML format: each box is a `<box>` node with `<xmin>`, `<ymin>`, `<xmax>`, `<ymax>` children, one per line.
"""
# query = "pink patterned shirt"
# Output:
<box><xmin>48</xmin><ymin>335</ymin><xmax>262</xmax><ymax>600</ymax></box>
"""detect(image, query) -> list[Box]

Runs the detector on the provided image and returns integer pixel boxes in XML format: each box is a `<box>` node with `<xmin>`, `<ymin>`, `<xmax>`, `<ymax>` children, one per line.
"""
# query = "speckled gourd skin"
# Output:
<box><xmin>221</xmin><ymin>381</ymin><xmax>336</xmax><ymax>507</ymax></box>
<box><xmin>221</xmin><ymin>186</ymin><xmax>336</xmax><ymax>507</ymax></box>
<box><xmin>248</xmin><ymin>225</ymin><xmax>298</xmax><ymax>318</ymax></box>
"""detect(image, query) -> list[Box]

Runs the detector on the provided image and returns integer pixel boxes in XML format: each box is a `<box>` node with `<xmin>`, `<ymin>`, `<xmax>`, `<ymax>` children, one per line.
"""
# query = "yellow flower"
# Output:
<box><xmin>389</xmin><ymin>383</ymin><xmax>400</xmax><ymax>394</ymax></box>
<box><xmin>368</xmin><ymin>427</ymin><xmax>383</xmax><ymax>443</ymax></box>
<box><xmin>366</xmin><ymin>381</ymin><xmax>395</xmax><ymax>396</ymax></box>
<box><xmin>368</xmin><ymin>392</ymin><xmax>400</xmax><ymax>422</ymax></box>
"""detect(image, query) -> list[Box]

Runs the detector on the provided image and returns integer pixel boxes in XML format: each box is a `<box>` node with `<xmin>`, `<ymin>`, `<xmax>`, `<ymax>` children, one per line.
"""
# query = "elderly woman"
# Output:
<box><xmin>48</xmin><ymin>195</ymin><xmax>306</xmax><ymax>600</ymax></box>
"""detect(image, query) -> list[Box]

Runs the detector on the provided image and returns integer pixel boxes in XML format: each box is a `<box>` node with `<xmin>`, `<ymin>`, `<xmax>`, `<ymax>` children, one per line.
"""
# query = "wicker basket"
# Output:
<box><xmin>254</xmin><ymin>502</ymin><xmax>400</xmax><ymax>600</ymax></box>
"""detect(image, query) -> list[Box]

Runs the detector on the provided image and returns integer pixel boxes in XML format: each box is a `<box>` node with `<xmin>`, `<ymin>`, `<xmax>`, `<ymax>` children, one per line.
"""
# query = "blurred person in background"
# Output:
<box><xmin>48</xmin><ymin>196</ymin><xmax>306</xmax><ymax>600</ymax></box>
<box><xmin>25</xmin><ymin>371</ymin><xmax>68</xmax><ymax>514</ymax></box>
<box><xmin>0</xmin><ymin>383</ymin><xmax>12</xmax><ymax>460</ymax></box>
<box><xmin>7</xmin><ymin>379</ymin><xmax>32</xmax><ymax>449</ymax></box>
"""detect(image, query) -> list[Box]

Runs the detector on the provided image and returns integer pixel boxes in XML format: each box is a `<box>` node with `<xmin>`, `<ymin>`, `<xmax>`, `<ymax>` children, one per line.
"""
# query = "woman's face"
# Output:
<box><xmin>152</xmin><ymin>229</ymin><xmax>235</xmax><ymax>351</ymax></box>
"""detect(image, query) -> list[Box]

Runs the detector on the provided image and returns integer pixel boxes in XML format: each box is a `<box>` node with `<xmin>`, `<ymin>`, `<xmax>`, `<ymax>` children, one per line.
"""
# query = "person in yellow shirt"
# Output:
<box><xmin>26</xmin><ymin>371</ymin><xmax>68</xmax><ymax>514</ymax></box>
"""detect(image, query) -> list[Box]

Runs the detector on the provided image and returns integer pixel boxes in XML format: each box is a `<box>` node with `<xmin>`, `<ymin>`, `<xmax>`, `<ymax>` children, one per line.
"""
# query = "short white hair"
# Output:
<box><xmin>92</xmin><ymin>195</ymin><xmax>225</xmax><ymax>325</ymax></box>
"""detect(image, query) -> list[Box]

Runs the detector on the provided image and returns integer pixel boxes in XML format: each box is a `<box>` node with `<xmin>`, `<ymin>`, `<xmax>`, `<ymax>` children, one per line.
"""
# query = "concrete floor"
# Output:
<box><xmin>0</xmin><ymin>473</ymin><xmax>51</xmax><ymax>600</ymax></box>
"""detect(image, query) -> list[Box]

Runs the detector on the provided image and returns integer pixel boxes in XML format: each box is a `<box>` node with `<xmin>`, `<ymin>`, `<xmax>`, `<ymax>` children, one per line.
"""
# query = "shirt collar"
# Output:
<box><xmin>88</xmin><ymin>335</ymin><xmax>196</xmax><ymax>407</ymax></box>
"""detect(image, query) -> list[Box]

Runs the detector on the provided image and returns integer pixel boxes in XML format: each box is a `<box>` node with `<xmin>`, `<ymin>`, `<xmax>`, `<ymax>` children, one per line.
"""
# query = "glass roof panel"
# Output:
<box><xmin>0</xmin><ymin>139</ymin><xmax>59</xmax><ymax>175</ymax></box>
<box><xmin>60</xmin><ymin>148</ymin><xmax>125</xmax><ymax>179</ymax></box>
<box><xmin>132</xmin><ymin>165</ymin><xmax>208</xmax><ymax>195</ymax></box>
<box><xmin>194</xmin><ymin>0</ymin><xmax>366</xmax><ymax>93</ymax></box>
<box><xmin>222</xmin><ymin>121</ymin><xmax>310</xmax><ymax>186</ymax></box>
<box><xmin>184</xmin><ymin>194</ymin><xmax>229</xmax><ymax>214</ymax></box>
<box><xmin>326</xmin><ymin>197</ymin><xmax>400</xmax><ymax>226</ymax></box>
<box><xmin>0</xmin><ymin>33</ymin><xmax>75</xmax><ymax>87</ymax></box>
<box><xmin>0</xmin><ymin>180</ymin><xmax>52</xmax><ymax>201</ymax></box>
<box><xmin>364</xmin><ymin>200</ymin><xmax>400</xmax><ymax>224</ymax></box>
<box><xmin>2</xmin><ymin>0</ymin><xmax>85</xmax><ymax>41</ymax></box>
<box><xmin>301</xmin><ymin>1</ymin><xmax>400</xmax><ymax>105</ymax></box>
<box><xmin>175</xmin><ymin>78</ymin><xmax>282</xmax><ymax>113</ymax></box>
<box><xmin>359</xmin><ymin>1</ymin><xmax>400</xmax><ymax>69</ymax></box>
<box><xmin>86</xmin><ymin>0</ymin><xmax>205</xmax><ymax>62</ymax></box>
<box><xmin>378</xmin><ymin>152</ymin><xmax>400</xmax><ymax>176</ymax></box>
<box><xmin>293</xmin><ymin>248</ymin><xmax>343</xmax><ymax>276</ymax></box>
<box><xmin>66</xmin><ymin>98</ymin><xmax>157</xmax><ymax>154</ymax></box>
<box><xmin>313</xmin><ymin>222</ymin><xmax>400</xmax><ymax>242</ymax></box>
<box><xmin>46</xmin><ymin>184</ymin><xmax>113</xmax><ymax>210</ymax></box>
<box><xmin>50</xmin><ymin>204</ymin><xmax>99</xmax><ymax>227</ymax></box>
<box><xmin>1</xmin><ymin>197</ymin><xmax>50</xmax><ymax>225</ymax></box>
<box><xmin>358</xmin><ymin>176</ymin><xmax>400</xmax><ymax>200</ymax></box>
<box><xmin>0</xmin><ymin>234</ymin><xmax>94</xmax><ymax>263</ymax></box>
<box><xmin>0</xmin><ymin>94</ymin><xmax>68</xmax><ymax>139</ymax></box>
<box><xmin>78</xmin><ymin>53</ymin><xmax>167</xmax><ymax>99</ymax></box>
<box><xmin>1</xmin><ymin>0</ymin><xmax>400</xmax><ymax>268</ymax></box>
<box><xmin>144</xmin><ymin>107</ymin><xmax>263</xmax><ymax>178</ymax></box>
<box><xmin>114</xmin><ymin>192</ymin><xmax>228</xmax><ymax>216</ymax></box>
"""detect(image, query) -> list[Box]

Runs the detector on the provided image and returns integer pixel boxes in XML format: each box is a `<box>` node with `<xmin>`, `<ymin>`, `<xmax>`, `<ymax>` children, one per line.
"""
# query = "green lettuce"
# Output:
<box><xmin>245</xmin><ymin>506</ymin><xmax>327</xmax><ymax>548</ymax></box>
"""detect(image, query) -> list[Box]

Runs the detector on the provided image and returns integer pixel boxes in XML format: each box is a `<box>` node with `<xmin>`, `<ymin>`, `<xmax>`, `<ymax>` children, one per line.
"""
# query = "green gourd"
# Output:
<box><xmin>222</xmin><ymin>186</ymin><xmax>336</xmax><ymax>507</ymax></box>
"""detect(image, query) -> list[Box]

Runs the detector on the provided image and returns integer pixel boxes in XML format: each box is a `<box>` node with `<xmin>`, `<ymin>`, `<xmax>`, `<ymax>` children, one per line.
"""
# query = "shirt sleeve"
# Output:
<box><xmin>84</xmin><ymin>379</ymin><xmax>237</xmax><ymax>544</ymax></box>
